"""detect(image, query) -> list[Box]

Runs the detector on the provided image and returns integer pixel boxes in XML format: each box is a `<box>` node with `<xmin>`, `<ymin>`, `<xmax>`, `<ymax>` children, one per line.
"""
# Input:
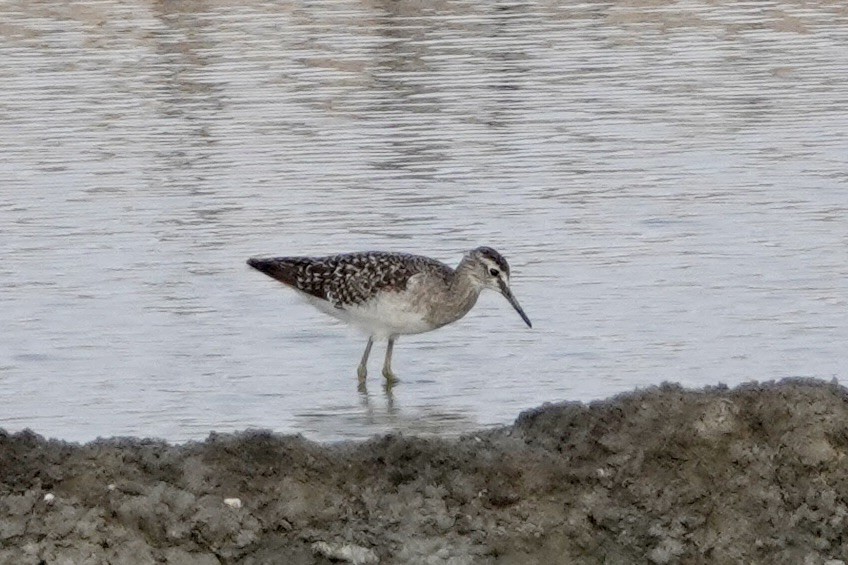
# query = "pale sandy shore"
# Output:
<box><xmin>2</xmin><ymin>378</ymin><xmax>847</xmax><ymax>564</ymax></box>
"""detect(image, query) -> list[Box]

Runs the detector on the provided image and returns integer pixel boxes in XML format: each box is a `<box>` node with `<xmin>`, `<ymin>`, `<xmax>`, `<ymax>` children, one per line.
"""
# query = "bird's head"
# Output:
<box><xmin>463</xmin><ymin>247</ymin><xmax>532</xmax><ymax>328</ymax></box>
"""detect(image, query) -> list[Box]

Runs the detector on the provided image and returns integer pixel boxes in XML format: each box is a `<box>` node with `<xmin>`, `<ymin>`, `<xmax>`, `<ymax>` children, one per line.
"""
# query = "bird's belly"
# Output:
<box><xmin>335</xmin><ymin>293</ymin><xmax>433</xmax><ymax>338</ymax></box>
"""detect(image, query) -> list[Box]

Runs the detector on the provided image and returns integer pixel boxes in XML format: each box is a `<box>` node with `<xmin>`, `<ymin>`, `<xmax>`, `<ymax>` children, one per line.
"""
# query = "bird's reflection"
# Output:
<box><xmin>294</xmin><ymin>378</ymin><xmax>480</xmax><ymax>441</ymax></box>
<box><xmin>358</xmin><ymin>378</ymin><xmax>397</xmax><ymax>417</ymax></box>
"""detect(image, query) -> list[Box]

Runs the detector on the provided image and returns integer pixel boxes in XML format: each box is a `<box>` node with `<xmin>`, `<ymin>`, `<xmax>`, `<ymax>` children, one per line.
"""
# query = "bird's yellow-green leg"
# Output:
<box><xmin>358</xmin><ymin>337</ymin><xmax>373</xmax><ymax>382</ymax></box>
<box><xmin>382</xmin><ymin>337</ymin><xmax>399</xmax><ymax>384</ymax></box>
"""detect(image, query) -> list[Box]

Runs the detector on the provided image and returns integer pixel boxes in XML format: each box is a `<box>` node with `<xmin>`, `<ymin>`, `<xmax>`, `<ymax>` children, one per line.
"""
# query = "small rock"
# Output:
<box><xmin>312</xmin><ymin>541</ymin><xmax>379</xmax><ymax>564</ymax></box>
<box><xmin>223</xmin><ymin>498</ymin><xmax>242</xmax><ymax>509</ymax></box>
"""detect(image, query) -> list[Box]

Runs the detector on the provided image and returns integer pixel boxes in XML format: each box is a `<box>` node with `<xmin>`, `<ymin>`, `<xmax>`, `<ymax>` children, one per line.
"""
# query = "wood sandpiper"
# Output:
<box><xmin>247</xmin><ymin>246</ymin><xmax>532</xmax><ymax>384</ymax></box>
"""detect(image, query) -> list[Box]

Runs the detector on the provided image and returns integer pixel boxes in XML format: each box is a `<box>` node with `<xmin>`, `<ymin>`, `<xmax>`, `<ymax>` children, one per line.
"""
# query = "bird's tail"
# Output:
<box><xmin>247</xmin><ymin>257</ymin><xmax>298</xmax><ymax>286</ymax></box>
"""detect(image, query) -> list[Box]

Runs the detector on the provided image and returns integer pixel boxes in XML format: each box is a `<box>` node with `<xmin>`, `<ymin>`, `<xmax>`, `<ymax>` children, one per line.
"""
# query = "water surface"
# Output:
<box><xmin>1</xmin><ymin>0</ymin><xmax>846</xmax><ymax>442</ymax></box>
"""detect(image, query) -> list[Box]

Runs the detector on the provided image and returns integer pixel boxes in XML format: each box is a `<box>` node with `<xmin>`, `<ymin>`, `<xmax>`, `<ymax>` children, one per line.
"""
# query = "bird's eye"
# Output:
<box><xmin>489</xmin><ymin>268</ymin><xmax>500</xmax><ymax>277</ymax></box>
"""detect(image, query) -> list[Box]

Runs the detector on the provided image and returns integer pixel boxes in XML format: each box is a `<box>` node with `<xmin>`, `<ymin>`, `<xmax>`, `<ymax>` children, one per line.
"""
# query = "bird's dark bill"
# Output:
<box><xmin>500</xmin><ymin>283</ymin><xmax>532</xmax><ymax>328</ymax></box>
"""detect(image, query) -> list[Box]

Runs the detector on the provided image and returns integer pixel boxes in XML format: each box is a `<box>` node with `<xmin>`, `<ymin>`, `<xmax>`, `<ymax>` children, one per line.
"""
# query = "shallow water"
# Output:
<box><xmin>1</xmin><ymin>0</ymin><xmax>846</xmax><ymax>442</ymax></box>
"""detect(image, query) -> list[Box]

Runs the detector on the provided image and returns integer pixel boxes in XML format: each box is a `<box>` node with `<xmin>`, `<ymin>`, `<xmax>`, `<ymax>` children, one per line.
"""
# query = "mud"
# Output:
<box><xmin>2</xmin><ymin>378</ymin><xmax>848</xmax><ymax>564</ymax></box>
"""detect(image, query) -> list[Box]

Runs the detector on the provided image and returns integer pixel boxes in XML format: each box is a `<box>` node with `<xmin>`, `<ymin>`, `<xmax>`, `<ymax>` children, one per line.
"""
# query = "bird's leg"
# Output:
<box><xmin>382</xmin><ymin>337</ymin><xmax>398</xmax><ymax>384</ymax></box>
<box><xmin>358</xmin><ymin>337</ymin><xmax>373</xmax><ymax>382</ymax></box>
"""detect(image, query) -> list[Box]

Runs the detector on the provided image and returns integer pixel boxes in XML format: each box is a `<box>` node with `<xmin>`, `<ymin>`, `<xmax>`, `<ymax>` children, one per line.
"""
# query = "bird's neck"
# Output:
<box><xmin>426</xmin><ymin>261</ymin><xmax>481</xmax><ymax>328</ymax></box>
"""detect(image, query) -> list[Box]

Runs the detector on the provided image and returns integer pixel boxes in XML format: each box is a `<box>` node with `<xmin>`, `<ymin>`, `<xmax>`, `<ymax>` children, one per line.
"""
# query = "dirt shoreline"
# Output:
<box><xmin>2</xmin><ymin>378</ymin><xmax>847</xmax><ymax>564</ymax></box>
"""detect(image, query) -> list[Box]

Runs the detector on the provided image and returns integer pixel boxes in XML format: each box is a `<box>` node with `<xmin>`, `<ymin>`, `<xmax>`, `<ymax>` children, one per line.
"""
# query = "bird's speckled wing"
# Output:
<box><xmin>247</xmin><ymin>252</ymin><xmax>451</xmax><ymax>308</ymax></box>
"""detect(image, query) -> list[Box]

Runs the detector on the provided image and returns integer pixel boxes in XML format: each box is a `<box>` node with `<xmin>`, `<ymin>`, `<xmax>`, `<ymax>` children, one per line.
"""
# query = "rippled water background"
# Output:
<box><xmin>2</xmin><ymin>0</ymin><xmax>846</xmax><ymax>442</ymax></box>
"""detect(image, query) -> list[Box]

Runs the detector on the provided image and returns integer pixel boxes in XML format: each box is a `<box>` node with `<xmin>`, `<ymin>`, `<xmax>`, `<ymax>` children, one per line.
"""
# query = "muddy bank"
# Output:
<box><xmin>2</xmin><ymin>378</ymin><xmax>848</xmax><ymax>564</ymax></box>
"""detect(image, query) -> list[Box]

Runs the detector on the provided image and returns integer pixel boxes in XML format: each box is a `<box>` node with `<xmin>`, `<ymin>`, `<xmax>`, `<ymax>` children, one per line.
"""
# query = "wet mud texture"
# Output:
<box><xmin>2</xmin><ymin>378</ymin><xmax>848</xmax><ymax>565</ymax></box>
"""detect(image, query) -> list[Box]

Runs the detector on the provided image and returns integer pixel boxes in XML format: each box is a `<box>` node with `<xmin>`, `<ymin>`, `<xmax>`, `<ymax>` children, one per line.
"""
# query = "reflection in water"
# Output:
<box><xmin>293</xmin><ymin>381</ymin><xmax>481</xmax><ymax>442</ymax></box>
<box><xmin>1</xmin><ymin>0</ymin><xmax>846</xmax><ymax>442</ymax></box>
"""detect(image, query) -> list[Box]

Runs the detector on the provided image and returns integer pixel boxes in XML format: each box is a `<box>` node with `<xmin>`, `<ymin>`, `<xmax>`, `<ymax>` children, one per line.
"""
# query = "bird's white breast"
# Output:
<box><xmin>298</xmin><ymin>288</ymin><xmax>434</xmax><ymax>339</ymax></box>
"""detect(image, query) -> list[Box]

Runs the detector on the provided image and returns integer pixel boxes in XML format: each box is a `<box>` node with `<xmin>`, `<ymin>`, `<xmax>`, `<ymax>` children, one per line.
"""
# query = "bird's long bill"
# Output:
<box><xmin>499</xmin><ymin>280</ymin><xmax>532</xmax><ymax>328</ymax></box>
